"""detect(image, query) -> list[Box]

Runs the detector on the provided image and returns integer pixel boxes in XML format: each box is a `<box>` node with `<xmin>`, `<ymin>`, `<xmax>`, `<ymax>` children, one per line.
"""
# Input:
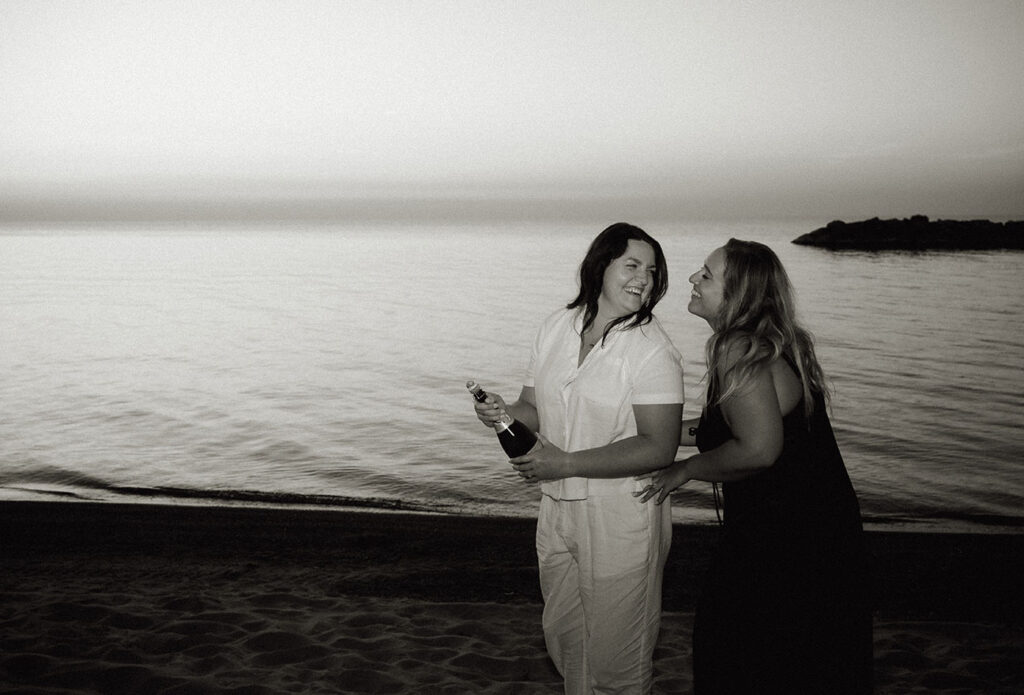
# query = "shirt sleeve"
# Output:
<box><xmin>522</xmin><ymin>312</ymin><xmax>552</xmax><ymax>389</ymax></box>
<box><xmin>631</xmin><ymin>343</ymin><xmax>685</xmax><ymax>406</ymax></box>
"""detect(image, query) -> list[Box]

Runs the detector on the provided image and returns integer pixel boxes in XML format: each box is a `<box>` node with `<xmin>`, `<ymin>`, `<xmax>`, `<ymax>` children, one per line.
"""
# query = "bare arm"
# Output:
<box><xmin>680</xmin><ymin>417</ymin><xmax>701</xmax><ymax>447</ymax></box>
<box><xmin>683</xmin><ymin>364</ymin><xmax>783</xmax><ymax>481</ymax></box>
<box><xmin>639</xmin><ymin>361</ymin><xmax>783</xmax><ymax>504</ymax></box>
<box><xmin>505</xmin><ymin>386</ymin><xmax>540</xmax><ymax>432</ymax></box>
<box><xmin>512</xmin><ymin>402</ymin><xmax>683</xmax><ymax>480</ymax></box>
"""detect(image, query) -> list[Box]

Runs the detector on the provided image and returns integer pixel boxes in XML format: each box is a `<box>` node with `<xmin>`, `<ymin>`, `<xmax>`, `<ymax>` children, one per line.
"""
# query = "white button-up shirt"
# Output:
<box><xmin>524</xmin><ymin>308</ymin><xmax>685</xmax><ymax>500</ymax></box>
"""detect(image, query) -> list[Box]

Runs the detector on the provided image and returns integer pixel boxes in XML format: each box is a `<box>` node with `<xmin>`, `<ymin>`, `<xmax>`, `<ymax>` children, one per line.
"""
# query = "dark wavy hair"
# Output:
<box><xmin>707</xmin><ymin>238</ymin><xmax>828</xmax><ymax>418</ymax></box>
<box><xmin>566</xmin><ymin>222</ymin><xmax>669</xmax><ymax>343</ymax></box>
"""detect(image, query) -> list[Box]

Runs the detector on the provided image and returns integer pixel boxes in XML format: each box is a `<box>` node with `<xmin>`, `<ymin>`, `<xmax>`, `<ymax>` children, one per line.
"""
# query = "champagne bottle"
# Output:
<box><xmin>466</xmin><ymin>380</ymin><xmax>539</xmax><ymax>458</ymax></box>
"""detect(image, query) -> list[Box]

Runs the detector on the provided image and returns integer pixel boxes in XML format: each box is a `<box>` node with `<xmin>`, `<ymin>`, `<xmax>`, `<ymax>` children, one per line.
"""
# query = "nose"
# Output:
<box><xmin>688</xmin><ymin>270</ymin><xmax>700</xmax><ymax>284</ymax></box>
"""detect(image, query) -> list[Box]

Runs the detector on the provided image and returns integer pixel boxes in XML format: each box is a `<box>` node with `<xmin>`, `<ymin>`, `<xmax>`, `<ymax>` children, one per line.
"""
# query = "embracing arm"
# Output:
<box><xmin>680</xmin><ymin>417</ymin><xmax>701</xmax><ymax>447</ymax></box>
<box><xmin>513</xmin><ymin>402</ymin><xmax>683</xmax><ymax>480</ymax></box>
<box><xmin>683</xmin><ymin>365</ymin><xmax>782</xmax><ymax>482</ymax></box>
<box><xmin>639</xmin><ymin>363</ymin><xmax>782</xmax><ymax>503</ymax></box>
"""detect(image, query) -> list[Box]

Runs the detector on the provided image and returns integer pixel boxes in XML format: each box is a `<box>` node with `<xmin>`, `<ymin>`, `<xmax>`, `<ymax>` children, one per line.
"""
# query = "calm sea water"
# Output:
<box><xmin>1</xmin><ymin>220</ymin><xmax>1022</xmax><ymax>533</ymax></box>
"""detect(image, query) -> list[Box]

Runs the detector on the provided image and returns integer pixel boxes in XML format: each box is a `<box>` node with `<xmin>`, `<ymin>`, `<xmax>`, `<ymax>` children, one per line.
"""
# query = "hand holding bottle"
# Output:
<box><xmin>467</xmin><ymin>380</ymin><xmax>540</xmax><ymax>458</ymax></box>
<box><xmin>469</xmin><ymin>386</ymin><xmax>508</xmax><ymax>429</ymax></box>
<box><xmin>509</xmin><ymin>432</ymin><xmax>567</xmax><ymax>482</ymax></box>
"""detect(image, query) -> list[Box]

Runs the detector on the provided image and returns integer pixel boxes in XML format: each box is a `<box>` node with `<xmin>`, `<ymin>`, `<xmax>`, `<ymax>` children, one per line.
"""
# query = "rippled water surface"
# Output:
<box><xmin>2</xmin><ymin>221</ymin><xmax>1022</xmax><ymax>532</ymax></box>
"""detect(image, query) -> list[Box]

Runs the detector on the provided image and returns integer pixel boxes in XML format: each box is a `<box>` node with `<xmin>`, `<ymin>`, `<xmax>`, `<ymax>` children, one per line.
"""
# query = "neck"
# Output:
<box><xmin>582</xmin><ymin>319</ymin><xmax>606</xmax><ymax>347</ymax></box>
<box><xmin>591</xmin><ymin>302</ymin><xmax>625</xmax><ymax>331</ymax></box>
<box><xmin>586</xmin><ymin>312</ymin><xmax>611</xmax><ymax>333</ymax></box>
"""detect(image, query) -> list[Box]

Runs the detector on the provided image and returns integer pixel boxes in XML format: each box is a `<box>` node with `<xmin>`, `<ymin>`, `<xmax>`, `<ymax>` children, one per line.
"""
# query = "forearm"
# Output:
<box><xmin>680</xmin><ymin>417</ymin><xmax>700</xmax><ymax>447</ymax></box>
<box><xmin>566</xmin><ymin>434</ymin><xmax>680</xmax><ymax>479</ymax></box>
<box><xmin>505</xmin><ymin>399</ymin><xmax>539</xmax><ymax>432</ymax></box>
<box><xmin>678</xmin><ymin>438</ymin><xmax>775</xmax><ymax>483</ymax></box>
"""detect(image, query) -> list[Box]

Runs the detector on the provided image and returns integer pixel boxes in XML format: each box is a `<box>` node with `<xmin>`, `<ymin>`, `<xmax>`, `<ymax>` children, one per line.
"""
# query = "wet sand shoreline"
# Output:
<box><xmin>2</xmin><ymin>501</ymin><xmax>1022</xmax><ymax>693</ymax></box>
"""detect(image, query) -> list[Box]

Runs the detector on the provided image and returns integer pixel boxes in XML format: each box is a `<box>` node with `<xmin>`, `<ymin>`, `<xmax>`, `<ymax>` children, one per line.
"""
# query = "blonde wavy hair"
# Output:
<box><xmin>706</xmin><ymin>238</ymin><xmax>828</xmax><ymax>418</ymax></box>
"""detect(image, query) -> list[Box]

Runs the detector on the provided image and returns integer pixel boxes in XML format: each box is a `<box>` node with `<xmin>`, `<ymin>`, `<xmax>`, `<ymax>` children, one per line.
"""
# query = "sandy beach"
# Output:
<box><xmin>1</xmin><ymin>501</ymin><xmax>1022</xmax><ymax>694</ymax></box>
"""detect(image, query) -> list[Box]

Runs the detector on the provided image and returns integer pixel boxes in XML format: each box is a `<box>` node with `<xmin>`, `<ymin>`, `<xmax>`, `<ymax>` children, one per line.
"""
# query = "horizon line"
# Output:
<box><xmin>2</xmin><ymin>192</ymin><xmax>1020</xmax><ymax>227</ymax></box>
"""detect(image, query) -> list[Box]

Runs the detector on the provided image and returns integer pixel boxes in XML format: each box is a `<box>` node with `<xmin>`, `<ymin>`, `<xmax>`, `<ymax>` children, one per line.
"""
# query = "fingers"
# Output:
<box><xmin>512</xmin><ymin>462</ymin><xmax>539</xmax><ymax>483</ymax></box>
<box><xmin>634</xmin><ymin>482</ymin><xmax>668</xmax><ymax>504</ymax></box>
<box><xmin>472</xmin><ymin>398</ymin><xmax>503</xmax><ymax>427</ymax></box>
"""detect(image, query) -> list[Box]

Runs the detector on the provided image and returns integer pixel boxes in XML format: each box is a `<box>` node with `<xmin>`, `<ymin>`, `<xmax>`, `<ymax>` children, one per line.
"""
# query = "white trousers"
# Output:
<box><xmin>536</xmin><ymin>491</ymin><xmax>672</xmax><ymax>694</ymax></box>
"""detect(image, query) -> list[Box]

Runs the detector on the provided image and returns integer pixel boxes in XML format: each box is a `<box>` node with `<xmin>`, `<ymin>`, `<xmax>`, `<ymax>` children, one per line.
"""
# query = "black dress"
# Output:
<box><xmin>693</xmin><ymin>371</ymin><xmax>873</xmax><ymax>694</ymax></box>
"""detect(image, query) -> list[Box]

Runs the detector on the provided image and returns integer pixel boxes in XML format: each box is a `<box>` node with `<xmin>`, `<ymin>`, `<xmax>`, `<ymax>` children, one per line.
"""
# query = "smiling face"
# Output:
<box><xmin>598</xmin><ymin>239</ymin><xmax>656</xmax><ymax>320</ymax></box>
<box><xmin>688</xmin><ymin>246</ymin><xmax>727</xmax><ymax>324</ymax></box>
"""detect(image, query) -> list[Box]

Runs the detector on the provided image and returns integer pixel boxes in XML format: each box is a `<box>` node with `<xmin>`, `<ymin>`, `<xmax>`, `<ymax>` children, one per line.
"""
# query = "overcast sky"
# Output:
<box><xmin>2</xmin><ymin>1</ymin><xmax>1022</xmax><ymax>222</ymax></box>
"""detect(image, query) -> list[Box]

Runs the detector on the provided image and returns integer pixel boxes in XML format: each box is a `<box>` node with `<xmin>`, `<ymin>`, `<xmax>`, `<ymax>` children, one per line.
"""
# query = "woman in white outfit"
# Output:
<box><xmin>472</xmin><ymin>222</ymin><xmax>684</xmax><ymax>694</ymax></box>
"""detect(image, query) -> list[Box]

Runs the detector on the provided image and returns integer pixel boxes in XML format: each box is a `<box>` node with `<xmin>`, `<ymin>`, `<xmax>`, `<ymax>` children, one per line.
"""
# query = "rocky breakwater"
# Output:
<box><xmin>792</xmin><ymin>215</ymin><xmax>1024</xmax><ymax>250</ymax></box>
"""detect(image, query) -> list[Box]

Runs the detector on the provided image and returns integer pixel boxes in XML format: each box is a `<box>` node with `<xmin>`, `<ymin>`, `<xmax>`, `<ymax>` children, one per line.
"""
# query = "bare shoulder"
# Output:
<box><xmin>715</xmin><ymin>337</ymin><xmax>754</xmax><ymax>376</ymax></box>
<box><xmin>770</xmin><ymin>358</ymin><xmax>803</xmax><ymax>416</ymax></box>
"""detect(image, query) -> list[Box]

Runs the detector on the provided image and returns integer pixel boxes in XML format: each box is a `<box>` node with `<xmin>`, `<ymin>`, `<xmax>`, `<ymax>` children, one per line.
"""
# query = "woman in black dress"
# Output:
<box><xmin>638</xmin><ymin>239</ymin><xmax>872</xmax><ymax>693</ymax></box>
